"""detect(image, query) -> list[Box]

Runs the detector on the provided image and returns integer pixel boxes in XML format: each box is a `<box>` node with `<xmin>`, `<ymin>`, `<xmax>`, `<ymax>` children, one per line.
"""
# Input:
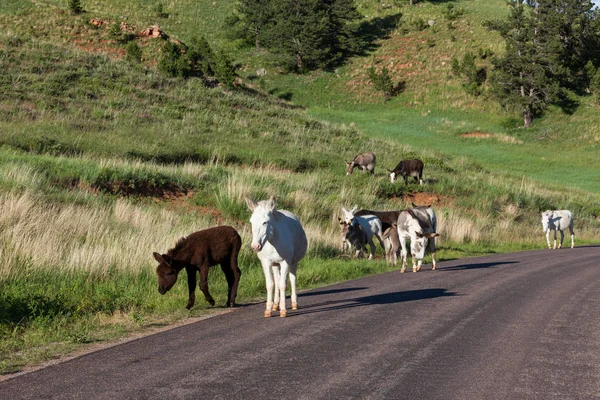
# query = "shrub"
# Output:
<box><xmin>68</xmin><ymin>0</ymin><xmax>83</xmax><ymax>15</ymax></box>
<box><xmin>109</xmin><ymin>23</ymin><xmax>136</xmax><ymax>44</ymax></box>
<box><xmin>367</xmin><ymin>66</ymin><xmax>395</xmax><ymax>100</ymax></box>
<box><xmin>158</xmin><ymin>41</ymin><xmax>190</xmax><ymax>77</ymax></box>
<box><xmin>442</xmin><ymin>4</ymin><xmax>464</xmax><ymax>21</ymax></box>
<box><xmin>154</xmin><ymin>3</ymin><xmax>169</xmax><ymax>18</ymax></box>
<box><xmin>126</xmin><ymin>41</ymin><xmax>143</xmax><ymax>64</ymax></box>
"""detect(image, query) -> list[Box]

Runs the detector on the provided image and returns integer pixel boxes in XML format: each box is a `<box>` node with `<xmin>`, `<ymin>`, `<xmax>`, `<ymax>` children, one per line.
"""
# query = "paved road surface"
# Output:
<box><xmin>1</xmin><ymin>246</ymin><xmax>600</xmax><ymax>399</ymax></box>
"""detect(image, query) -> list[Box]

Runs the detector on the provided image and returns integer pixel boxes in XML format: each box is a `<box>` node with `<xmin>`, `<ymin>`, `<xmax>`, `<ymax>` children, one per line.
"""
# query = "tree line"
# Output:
<box><xmin>485</xmin><ymin>0</ymin><xmax>600</xmax><ymax>127</ymax></box>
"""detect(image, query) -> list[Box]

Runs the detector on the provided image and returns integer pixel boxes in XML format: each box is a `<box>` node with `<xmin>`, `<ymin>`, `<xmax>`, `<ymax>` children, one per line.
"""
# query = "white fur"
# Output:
<box><xmin>541</xmin><ymin>210</ymin><xmax>574</xmax><ymax>249</ymax></box>
<box><xmin>397</xmin><ymin>207</ymin><xmax>438</xmax><ymax>272</ymax></box>
<box><xmin>341</xmin><ymin>206</ymin><xmax>385</xmax><ymax>259</ymax></box>
<box><xmin>246</xmin><ymin>197</ymin><xmax>307</xmax><ymax>317</ymax></box>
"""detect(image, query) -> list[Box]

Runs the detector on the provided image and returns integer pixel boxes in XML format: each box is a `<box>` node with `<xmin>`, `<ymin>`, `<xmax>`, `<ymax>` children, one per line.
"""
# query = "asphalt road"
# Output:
<box><xmin>1</xmin><ymin>246</ymin><xmax>600</xmax><ymax>400</ymax></box>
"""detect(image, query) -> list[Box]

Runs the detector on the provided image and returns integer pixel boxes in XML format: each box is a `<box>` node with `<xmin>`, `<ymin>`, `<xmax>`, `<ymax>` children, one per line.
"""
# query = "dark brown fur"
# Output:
<box><xmin>354</xmin><ymin>209</ymin><xmax>402</xmax><ymax>232</ymax></box>
<box><xmin>153</xmin><ymin>226</ymin><xmax>242</xmax><ymax>309</ymax></box>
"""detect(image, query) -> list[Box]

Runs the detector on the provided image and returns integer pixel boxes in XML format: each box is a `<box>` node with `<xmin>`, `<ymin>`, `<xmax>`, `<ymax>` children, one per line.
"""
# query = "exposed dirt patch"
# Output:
<box><xmin>158</xmin><ymin>193</ymin><xmax>229</xmax><ymax>225</ymax></box>
<box><xmin>403</xmin><ymin>192</ymin><xmax>453</xmax><ymax>207</ymax></box>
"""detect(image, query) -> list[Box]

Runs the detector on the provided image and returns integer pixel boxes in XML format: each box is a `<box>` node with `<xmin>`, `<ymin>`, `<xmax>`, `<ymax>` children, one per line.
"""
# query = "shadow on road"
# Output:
<box><xmin>439</xmin><ymin>261</ymin><xmax>519</xmax><ymax>271</ymax></box>
<box><xmin>300</xmin><ymin>287</ymin><xmax>368</xmax><ymax>298</ymax></box>
<box><xmin>292</xmin><ymin>288</ymin><xmax>456</xmax><ymax>317</ymax></box>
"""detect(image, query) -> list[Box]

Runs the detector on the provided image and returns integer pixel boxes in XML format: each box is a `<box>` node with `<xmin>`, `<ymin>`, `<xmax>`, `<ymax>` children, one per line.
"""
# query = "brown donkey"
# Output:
<box><xmin>153</xmin><ymin>226</ymin><xmax>242</xmax><ymax>309</ymax></box>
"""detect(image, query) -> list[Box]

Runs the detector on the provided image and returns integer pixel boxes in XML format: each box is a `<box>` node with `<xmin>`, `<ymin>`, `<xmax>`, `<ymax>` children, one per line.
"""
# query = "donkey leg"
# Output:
<box><xmin>553</xmin><ymin>229</ymin><xmax>558</xmax><ymax>249</ymax></box>
<box><xmin>261</xmin><ymin>261</ymin><xmax>274</xmax><ymax>317</ymax></box>
<box><xmin>570</xmin><ymin>227</ymin><xmax>575</xmax><ymax>248</ymax></box>
<box><xmin>558</xmin><ymin>229</ymin><xmax>565</xmax><ymax>249</ymax></box>
<box><xmin>367</xmin><ymin>239</ymin><xmax>376</xmax><ymax>260</ymax></box>
<box><xmin>278</xmin><ymin>262</ymin><xmax>290</xmax><ymax>317</ymax></box>
<box><xmin>545</xmin><ymin>229</ymin><xmax>552</xmax><ymax>249</ymax></box>
<box><xmin>198</xmin><ymin>265</ymin><xmax>215</xmax><ymax>306</ymax></box>
<box><xmin>290</xmin><ymin>263</ymin><xmax>298</xmax><ymax>311</ymax></box>
<box><xmin>272</xmin><ymin>265</ymin><xmax>281</xmax><ymax>311</ymax></box>
<box><xmin>185</xmin><ymin>266</ymin><xmax>197</xmax><ymax>310</ymax></box>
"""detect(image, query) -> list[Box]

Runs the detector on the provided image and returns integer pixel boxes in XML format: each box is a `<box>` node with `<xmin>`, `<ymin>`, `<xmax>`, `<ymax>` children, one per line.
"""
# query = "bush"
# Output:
<box><xmin>158</xmin><ymin>41</ymin><xmax>190</xmax><ymax>78</ymax></box>
<box><xmin>109</xmin><ymin>23</ymin><xmax>136</xmax><ymax>44</ymax></box>
<box><xmin>367</xmin><ymin>66</ymin><xmax>395</xmax><ymax>100</ymax></box>
<box><xmin>126</xmin><ymin>41</ymin><xmax>143</xmax><ymax>64</ymax></box>
<box><xmin>68</xmin><ymin>0</ymin><xmax>83</xmax><ymax>15</ymax></box>
<box><xmin>442</xmin><ymin>4</ymin><xmax>464</xmax><ymax>21</ymax></box>
<box><xmin>154</xmin><ymin>3</ymin><xmax>169</xmax><ymax>18</ymax></box>
<box><xmin>451</xmin><ymin>52</ymin><xmax>486</xmax><ymax>96</ymax></box>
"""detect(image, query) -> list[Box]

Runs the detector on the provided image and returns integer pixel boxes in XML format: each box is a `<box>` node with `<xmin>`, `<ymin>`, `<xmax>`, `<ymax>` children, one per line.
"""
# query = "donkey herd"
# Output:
<box><xmin>153</xmin><ymin>152</ymin><xmax>576</xmax><ymax>318</ymax></box>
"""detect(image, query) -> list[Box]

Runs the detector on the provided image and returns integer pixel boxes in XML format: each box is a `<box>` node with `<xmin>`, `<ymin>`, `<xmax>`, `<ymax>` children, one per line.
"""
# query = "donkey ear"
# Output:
<box><xmin>350</xmin><ymin>205</ymin><xmax>358</xmax><ymax>214</ymax></box>
<box><xmin>153</xmin><ymin>252</ymin><xmax>163</xmax><ymax>263</ymax></box>
<box><xmin>411</xmin><ymin>202</ymin><xmax>418</xmax><ymax>208</ymax></box>
<box><xmin>345</xmin><ymin>160</ymin><xmax>350</xmax><ymax>165</ymax></box>
<box><xmin>386</xmin><ymin>168</ymin><xmax>392</xmax><ymax>173</ymax></box>
<box><xmin>341</xmin><ymin>207</ymin><xmax>348</xmax><ymax>214</ymax></box>
<box><xmin>266</xmin><ymin>196</ymin><xmax>276</xmax><ymax>211</ymax></box>
<box><xmin>245</xmin><ymin>197</ymin><xmax>257</xmax><ymax>211</ymax></box>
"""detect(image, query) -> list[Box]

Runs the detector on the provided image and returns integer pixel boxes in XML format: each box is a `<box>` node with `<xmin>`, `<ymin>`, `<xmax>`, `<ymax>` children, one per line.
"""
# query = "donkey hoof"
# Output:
<box><xmin>272</xmin><ymin>304</ymin><xmax>280</xmax><ymax>311</ymax></box>
<box><xmin>432</xmin><ymin>266</ymin><xmax>436</xmax><ymax>271</ymax></box>
<box><xmin>292</xmin><ymin>303</ymin><xmax>298</xmax><ymax>310</ymax></box>
<box><xmin>280</xmin><ymin>310</ymin><xmax>287</xmax><ymax>318</ymax></box>
<box><xmin>412</xmin><ymin>268</ymin><xmax>417</xmax><ymax>273</ymax></box>
<box><xmin>264</xmin><ymin>310</ymin><xmax>272</xmax><ymax>318</ymax></box>
<box><xmin>400</xmin><ymin>269</ymin><xmax>406</xmax><ymax>273</ymax></box>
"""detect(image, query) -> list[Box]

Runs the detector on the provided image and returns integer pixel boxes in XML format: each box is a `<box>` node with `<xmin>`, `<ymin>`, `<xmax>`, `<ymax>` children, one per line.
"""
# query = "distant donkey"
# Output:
<box><xmin>345</xmin><ymin>152</ymin><xmax>376</xmax><ymax>175</ymax></box>
<box><xmin>541</xmin><ymin>210</ymin><xmax>574</xmax><ymax>249</ymax></box>
<box><xmin>387</xmin><ymin>159</ymin><xmax>424</xmax><ymax>185</ymax></box>
<box><xmin>153</xmin><ymin>226</ymin><xmax>242</xmax><ymax>309</ymax></box>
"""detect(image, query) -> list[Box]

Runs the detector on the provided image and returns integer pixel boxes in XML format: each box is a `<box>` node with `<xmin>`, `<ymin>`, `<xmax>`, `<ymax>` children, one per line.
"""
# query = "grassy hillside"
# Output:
<box><xmin>1</xmin><ymin>0</ymin><xmax>599</xmax><ymax>374</ymax></box>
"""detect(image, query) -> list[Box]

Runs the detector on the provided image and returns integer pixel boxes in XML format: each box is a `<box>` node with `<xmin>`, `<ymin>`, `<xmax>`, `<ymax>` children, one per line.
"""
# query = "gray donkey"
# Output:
<box><xmin>345</xmin><ymin>152</ymin><xmax>376</xmax><ymax>175</ymax></box>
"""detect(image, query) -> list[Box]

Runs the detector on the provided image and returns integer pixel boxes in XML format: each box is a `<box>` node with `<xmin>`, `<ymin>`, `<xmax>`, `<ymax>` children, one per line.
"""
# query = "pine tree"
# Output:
<box><xmin>228</xmin><ymin>0</ymin><xmax>274</xmax><ymax>49</ymax></box>
<box><xmin>230</xmin><ymin>0</ymin><xmax>362</xmax><ymax>73</ymax></box>
<box><xmin>486</xmin><ymin>1</ymin><xmax>558</xmax><ymax>127</ymax></box>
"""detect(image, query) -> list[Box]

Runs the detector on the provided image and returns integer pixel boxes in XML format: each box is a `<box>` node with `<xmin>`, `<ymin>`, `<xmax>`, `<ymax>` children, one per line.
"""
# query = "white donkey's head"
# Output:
<box><xmin>246</xmin><ymin>197</ymin><xmax>277</xmax><ymax>252</ymax></box>
<box><xmin>541</xmin><ymin>210</ymin><xmax>554</xmax><ymax>232</ymax></box>
<box><xmin>405</xmin><ymin>210</ymin><xmax>439</xmax><ymax>261</ymax></box>
<box><xmin>341</xmin><ymin>205</ymin><xmax>359</xmax><ymax>224</ymax></box>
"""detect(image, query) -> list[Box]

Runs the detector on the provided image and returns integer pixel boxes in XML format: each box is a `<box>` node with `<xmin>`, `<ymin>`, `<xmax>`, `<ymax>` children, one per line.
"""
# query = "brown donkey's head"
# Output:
<box><xmin>153</xmin><ymin>252</ymin><xmax>179</xmax><ymax>295</ymax></box>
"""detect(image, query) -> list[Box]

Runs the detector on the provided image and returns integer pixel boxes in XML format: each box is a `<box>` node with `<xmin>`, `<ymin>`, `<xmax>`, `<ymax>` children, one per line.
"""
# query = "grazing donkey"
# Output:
<box><xmin>339</xmin><ymin>219</ymin><xmax>368</xmax><ymax>258</ymax></box>
<box><xmin>153</xmin><ymin>226</ymin><xmax>242</xmax><ymax>309</ymax></box>
<box><xmin>381</xmin><ymin>223</ymin><xmax>400</xmax><ymax>266</ymax></box>
<box><xmin>541</xmin><ymin>210</ymin><xmax>574</xmax><ymax>249</ymax></box>
<box><xmin>345</xmin><ymin>152</ymin><xmax>376</xmax><ymax>175</ymax></box>
<box><xmin>246</xmin><ymin>197</ymin><xmax>307</xmax><ymax>318</ymax></box>
<box><xmin>341</xmin><ymin>206</ymin><xmax>385</xmax><ymax>259</ymax></box>
<box><xmin>387</xmin><ymin>159</ymin><xmax>424</xmax><ymax>185</ymax></box>
<box><xmin>397</xmin><ymin>206</ymin><xmax>439</xmax><ymax>273</ymax></box>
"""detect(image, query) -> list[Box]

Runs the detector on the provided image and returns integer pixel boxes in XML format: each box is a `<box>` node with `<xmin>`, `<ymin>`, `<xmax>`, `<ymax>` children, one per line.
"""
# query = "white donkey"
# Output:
<box><xmin>397</xmin><ymin>207</ymin><xmax>439</xmax><ymax>273</ymax></box>
<box><xmin>542</xmin><ymin>210</ymin><xmax>574</xmax><ymax>249</ymax></box>
<box><xmin>246</xmin><ymin>197</ymin><xmax>307</xmax><ymax>318</ymax></box>
<box><xmin>341</xmin><ymin>206</ymin><xmax>384</xmax><ymax>259</ymax></box>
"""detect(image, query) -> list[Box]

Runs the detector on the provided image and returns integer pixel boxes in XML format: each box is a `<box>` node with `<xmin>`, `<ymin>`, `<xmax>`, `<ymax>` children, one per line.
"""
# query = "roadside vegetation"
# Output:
<box><xmin>0</xmin><ymin>0</ymin><xmax>599</xmax><ymax>374</ymax></box>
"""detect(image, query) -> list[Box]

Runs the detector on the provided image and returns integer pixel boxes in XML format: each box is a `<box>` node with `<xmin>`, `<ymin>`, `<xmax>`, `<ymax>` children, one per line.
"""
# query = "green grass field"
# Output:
<box><xmin>0</xmin><ymin>0</ymin><xmax>599</xmax><ymax>374</ymax></box>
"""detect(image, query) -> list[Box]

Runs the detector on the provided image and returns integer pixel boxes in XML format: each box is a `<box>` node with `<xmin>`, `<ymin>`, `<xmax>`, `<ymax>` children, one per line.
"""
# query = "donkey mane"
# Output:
<box><xmin>167</xmin><ymin>236</ymin><xmax>189</xmax><ymax>258</ymax></box>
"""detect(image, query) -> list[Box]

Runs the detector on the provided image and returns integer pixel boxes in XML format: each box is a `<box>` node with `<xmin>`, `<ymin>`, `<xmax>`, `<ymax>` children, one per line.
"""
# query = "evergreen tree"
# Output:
<box><xmin>231</xmin><ymin>0</ymin><xmax>274</xmax><ymax>49</ymax></box>
<box><xmin>532</xmin><ymin>0</ymin><xmax>599</xmax><ymax>90</ymax></box>
<box><xmin>229</xmin><ymin>0</ymin><xmax>362</xmax><ymax>72</ymax></box>
<box><xmin>263</xmin><ymin>0</ymin><xmax>330</xmax><ymax>72</ymax></box>
<box><xmin>486</xmin><ymin>1</ymin><xmax>559</xmax><ymax>127</ymax></box>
